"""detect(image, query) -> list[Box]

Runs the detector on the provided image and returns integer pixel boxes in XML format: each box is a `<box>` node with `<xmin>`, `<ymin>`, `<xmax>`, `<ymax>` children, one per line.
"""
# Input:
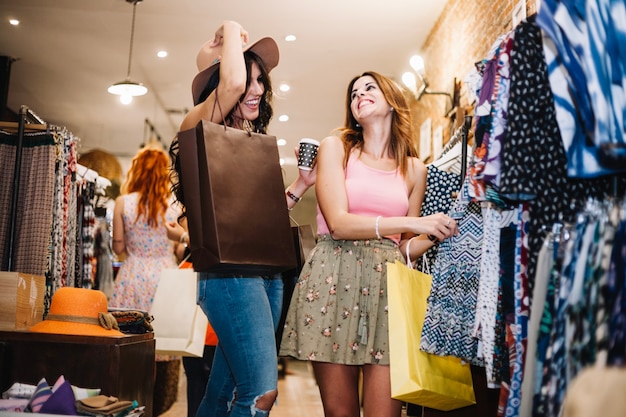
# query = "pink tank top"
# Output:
<box><xmin>316</xmin><ymin>151</ymin><xmax>409</xmax><ymax>244</ymax></box>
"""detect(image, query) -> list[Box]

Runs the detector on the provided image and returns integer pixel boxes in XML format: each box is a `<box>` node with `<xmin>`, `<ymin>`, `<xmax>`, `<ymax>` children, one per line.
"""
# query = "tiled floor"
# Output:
<box><xmin>160</xmin><ymin>359</ymin><xmax>324</xmax><ymax>417</ymax></box>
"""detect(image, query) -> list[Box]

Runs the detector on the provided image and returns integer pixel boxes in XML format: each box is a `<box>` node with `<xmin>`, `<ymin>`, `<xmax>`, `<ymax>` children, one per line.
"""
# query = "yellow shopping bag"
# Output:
<box><xmin>387</xmin><ymin>260</ymin><xmax>476</xmax><ymax>411</ymax></box>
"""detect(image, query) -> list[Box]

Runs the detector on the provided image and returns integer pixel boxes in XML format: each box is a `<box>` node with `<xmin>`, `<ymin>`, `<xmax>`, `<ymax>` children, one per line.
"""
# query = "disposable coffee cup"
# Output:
<box><xmin>298</xmin><ymin>138</ymin><xmax>320</xmax><ymax>170</ymax></box>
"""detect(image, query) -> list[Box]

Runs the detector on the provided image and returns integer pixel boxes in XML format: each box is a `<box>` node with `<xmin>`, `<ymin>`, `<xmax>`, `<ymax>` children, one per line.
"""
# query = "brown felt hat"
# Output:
<box><xmin>191</xmin><ymin>36</ymin><xmax>279</xmax><ymax>106</ymax></box>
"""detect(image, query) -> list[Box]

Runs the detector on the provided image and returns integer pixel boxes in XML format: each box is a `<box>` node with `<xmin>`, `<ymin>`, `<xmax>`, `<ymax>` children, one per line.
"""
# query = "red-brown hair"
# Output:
<box><xmin>121</xmin><ymin>147</ymin><xmax>171</xmax><ymax>227</ymax></box>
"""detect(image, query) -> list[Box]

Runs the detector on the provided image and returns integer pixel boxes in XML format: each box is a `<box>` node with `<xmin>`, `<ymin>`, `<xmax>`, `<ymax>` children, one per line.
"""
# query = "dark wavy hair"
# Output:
<box><xmin>338</xmin><ymin>71</ymin><xmax>417</xmax><ymax>177</ymax></box>
<box><xmin>169</xmin><ymin>50</ymin><xmax>274</xmax><ymax>220</ymax></box>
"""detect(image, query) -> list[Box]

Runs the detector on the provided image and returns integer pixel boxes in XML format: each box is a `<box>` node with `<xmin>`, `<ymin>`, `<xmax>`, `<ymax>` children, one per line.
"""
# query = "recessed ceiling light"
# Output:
<box><xmin>278</xmin><ymin>115</ymin><xmax>289</xmax><ymax>122</ymax></box>
<box><xmin>285</xmin><ymin>35</ymin><xmax>296</xmax><ymax>42</ymax></box>
<box><xmin>9</xmin><ymin>19</ymin><xmax>19</xmax><ymax>26</ymax></box>
<box><xmin>157</xmin><ymin>50</ymin><xmax>168</xmax><ymax>58</ymax></box>
<box><xmin>280</xmin><ymin>158</ymin><xmax>285</xmax><ymax>166</ymax></box>
<box><xmin>279</xmin><ymin>83</ymin><xmax>290</xmax><ymax>92</ymax></box>
<box><xmin>277</xmin><ymin>138</ymin><xmax>287</xmax><ymax>146</ymax></box>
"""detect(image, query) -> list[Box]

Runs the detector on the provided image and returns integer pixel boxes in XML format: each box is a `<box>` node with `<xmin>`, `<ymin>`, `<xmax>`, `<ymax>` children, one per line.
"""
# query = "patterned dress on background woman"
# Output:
<box><xmin>109</xmin><ymin>192</ymin><xmax>179</xmax><ymax>313</ymax></box>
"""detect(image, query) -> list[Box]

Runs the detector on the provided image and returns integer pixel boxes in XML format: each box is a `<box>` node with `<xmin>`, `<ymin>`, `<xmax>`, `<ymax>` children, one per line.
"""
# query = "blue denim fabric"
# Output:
<box><xmin>196</xmin><ymin>275</ymin><xmax>283</xmax><ymax>417</ymax></box>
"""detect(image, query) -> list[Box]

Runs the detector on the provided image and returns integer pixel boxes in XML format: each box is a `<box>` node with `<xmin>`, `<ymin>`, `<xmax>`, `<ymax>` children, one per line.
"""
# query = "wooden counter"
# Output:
<box><xmin>0</xmin><ymin>330</ymin><xmax>155</xmax><ymax>417</ymax></box>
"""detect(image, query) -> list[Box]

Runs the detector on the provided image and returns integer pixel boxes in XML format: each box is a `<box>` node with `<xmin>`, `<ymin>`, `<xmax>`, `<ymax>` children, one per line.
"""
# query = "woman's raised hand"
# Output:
<box><xmin>211</xmin><ymin>21</ymin><xmax>249</xmax><ymax>48</ymax></box>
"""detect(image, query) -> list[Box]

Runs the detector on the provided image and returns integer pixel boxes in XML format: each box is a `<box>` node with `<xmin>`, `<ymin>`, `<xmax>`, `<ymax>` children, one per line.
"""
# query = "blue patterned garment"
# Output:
<box><xmin>532</xmin><ymin>221</ymin><xmax>574</xmax><ymax>417</ymax></box>
<box><xmin>418</xmin><ymin>165</ymin><xmax>460</xmax><ymax>273</ymax></box>
<box><xmin>504</xmin><ymin>204</ymin><xmax>530</xmax><ymax>417</ymax></box>
<box><xmin>483</xmin><ymin>34</ymin><xmax>514</xmax><ymax>193</ymax></box>
<box><xmin>535</xmin><ymin>214</ymin><xmax>588</xmax><ymax>416</ymax></box>
<box><xmin>420</xmin><ymin>177</ymin><xmax>483</xmax><ymax>364</ymax></box>
<box><xmin>537</xmin><ymin>0</ymin><xmax>626</xmax><ymax>178</ymax></box>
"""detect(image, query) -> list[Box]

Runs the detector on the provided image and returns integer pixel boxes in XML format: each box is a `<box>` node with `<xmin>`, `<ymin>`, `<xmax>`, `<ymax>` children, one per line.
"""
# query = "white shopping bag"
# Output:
<box><xmin>150</xmin><ymin>267</ymin><xmax>208</xmax><ymax>357</ymax></box>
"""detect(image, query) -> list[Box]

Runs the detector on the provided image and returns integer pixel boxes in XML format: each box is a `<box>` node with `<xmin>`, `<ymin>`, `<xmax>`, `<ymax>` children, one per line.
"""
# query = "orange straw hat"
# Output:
<box><xmin>191</xmin><ymin>36</ymin><xmax>279</xmax><ymax>105</ymax></box>
<box><xmin>29</xmin><ymin>287</ymin><xmax>123</xmax><ymax>337</ymax></box>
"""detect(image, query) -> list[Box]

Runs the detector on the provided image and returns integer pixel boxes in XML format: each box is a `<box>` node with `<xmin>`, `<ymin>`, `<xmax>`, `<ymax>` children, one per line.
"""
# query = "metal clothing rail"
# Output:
<box><xmin>439</xmin><ymin>115</ymin><xmax>472</xmax><ymax>189</ymax></box>
<box><xmin>459</xmin><ymin>115</ymin><xmax>472</xmax><ymax>188</ymax></box>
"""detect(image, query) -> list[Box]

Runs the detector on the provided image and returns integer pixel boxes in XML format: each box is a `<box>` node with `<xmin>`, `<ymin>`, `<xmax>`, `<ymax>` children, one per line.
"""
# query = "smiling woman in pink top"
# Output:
<box><xmin>280</xmin><ymin>71</ymin><xmax>458</xmax><ymax>417</ymax></box>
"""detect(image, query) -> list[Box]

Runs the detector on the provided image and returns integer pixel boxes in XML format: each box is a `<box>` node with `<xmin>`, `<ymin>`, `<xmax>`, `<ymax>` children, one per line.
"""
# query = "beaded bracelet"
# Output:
<box><xmin>286</xmin><ymin>190</ymin><xmax>301</xmax><ymax>203</ymax></box>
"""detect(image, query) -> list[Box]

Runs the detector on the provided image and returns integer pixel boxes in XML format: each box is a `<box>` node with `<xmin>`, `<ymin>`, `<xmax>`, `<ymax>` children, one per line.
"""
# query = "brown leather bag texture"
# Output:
<box><xmin>177</xmin><ymin>119</ymin><xmax>296</xmax><ymax>274</ymax></box>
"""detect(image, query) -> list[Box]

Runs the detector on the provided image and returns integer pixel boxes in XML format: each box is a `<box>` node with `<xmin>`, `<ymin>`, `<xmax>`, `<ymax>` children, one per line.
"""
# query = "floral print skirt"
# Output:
<box><xmin>279</xmin><ymin>235</ymin><xmax>404</xmax><ymax>365</ymax></box>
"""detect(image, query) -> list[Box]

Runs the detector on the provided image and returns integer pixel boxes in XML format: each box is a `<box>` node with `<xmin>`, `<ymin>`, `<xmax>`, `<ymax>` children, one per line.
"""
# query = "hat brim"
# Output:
<box><xmin>29</xmin><ymin>320</ymin><xmax>124</xmax><ymax>337</ymax></box>
<box><xmin>191</xmin><ymin>37</ymin><xmax>279</xmax><ymax>106</ymax></box>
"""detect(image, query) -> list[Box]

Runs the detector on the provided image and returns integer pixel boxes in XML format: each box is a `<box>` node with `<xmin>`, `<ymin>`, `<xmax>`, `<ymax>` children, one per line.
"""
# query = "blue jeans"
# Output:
<box><xmin>196</xmin><ymin>275</ymin><xmax>283</xmax><ymax>417</ymax></box>
<box><xmin>183</xmin><ymin>345</ymin><xmax>217</xmax><ymax>417</ymax></box>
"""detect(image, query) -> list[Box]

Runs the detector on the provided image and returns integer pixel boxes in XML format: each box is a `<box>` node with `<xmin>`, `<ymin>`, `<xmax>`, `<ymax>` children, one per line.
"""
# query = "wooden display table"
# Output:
<box><xmin>0</xmin><ymin>330</ymin><xmax>155</xmax><ymax>417</ymax></box>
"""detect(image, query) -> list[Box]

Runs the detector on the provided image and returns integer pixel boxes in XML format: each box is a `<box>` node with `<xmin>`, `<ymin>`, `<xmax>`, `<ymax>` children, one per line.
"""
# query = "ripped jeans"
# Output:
<box><xmin>196</xmin><ymin>275</ymin><xmax>283</xmax><ymax>417</ymax></box>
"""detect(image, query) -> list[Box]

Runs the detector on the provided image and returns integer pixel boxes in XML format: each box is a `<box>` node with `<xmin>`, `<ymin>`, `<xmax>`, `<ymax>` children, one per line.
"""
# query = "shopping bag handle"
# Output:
<box><xmin>405</xmin><ymin>237</ymin><xmax>416</xmax><ymax>269</ymax></box>
<box><xmin>405</xmin><ymin>237</ymin><xmax>429</xmax><ymax>274</ymax></box>
<box><xmin>178</xmin><ymin>253</ymin><xmax>192</xmax><ymax>268</ymax></box>
<box><xmin>210</xmin><ymin>88</ymin><xmax>251</xmax><ymax>136</ymax></box>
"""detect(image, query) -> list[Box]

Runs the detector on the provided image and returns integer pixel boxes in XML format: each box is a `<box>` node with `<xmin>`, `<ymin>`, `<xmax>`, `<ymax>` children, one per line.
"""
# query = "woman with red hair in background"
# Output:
<box><xmin>110</xmin><ymin>145</ymin><xmax>183</xmax><ymax>415</ymax></box>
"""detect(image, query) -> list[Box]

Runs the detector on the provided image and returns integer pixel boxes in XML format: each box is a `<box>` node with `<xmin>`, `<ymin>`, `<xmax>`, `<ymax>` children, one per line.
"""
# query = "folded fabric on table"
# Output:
<box><xmin>24</xmin><ymin>375</ymin><xmax>77</xmax><ymax>415</ymax></box>
<box><xmin>2</xmin><ymin>381</ymin><xmax>100</xmax><ymax>402</ymax></box>
<box><xmin>76</xmin><ymin>394</ymin><xmax>135</xmax><ymax>416</ymax></box>
<box><xmin>39</xmin><ymin>378</ymin><xmax>77</xmax><ymax>415</ymax></box>
<box><xmin>109</xmin><ymin>308</ymin><xmax>154</xmax><ymax>333</ymax></box>
<box><xmin>0</xmin><ymin>398</ymin><xmax>29</xmax><ymax>411</ymax></box>
<box><xmin>2</xmin><ymin>382</ymin><xmax>36</xmax><ymax>399</ymax></box>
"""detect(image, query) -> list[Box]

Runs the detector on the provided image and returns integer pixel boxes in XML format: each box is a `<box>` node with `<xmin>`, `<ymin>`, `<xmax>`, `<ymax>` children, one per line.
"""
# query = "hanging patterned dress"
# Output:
<box><xmin>420</xmin><ymin>177</ymin><xmax>483</xmax><ymax>364</ymax></box>
<box><xmin>418</xmin><ymin>165</ymin><xmax>460</xmax><ymax>273</ymax></box>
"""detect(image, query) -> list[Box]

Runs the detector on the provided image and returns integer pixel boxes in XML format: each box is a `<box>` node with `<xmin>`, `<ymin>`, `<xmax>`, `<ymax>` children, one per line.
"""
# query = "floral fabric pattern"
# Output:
<box><xmin>280</xmin><ymin>235</ymin><xmax>404</xmax><ymax>365</ymax></box>
<box><xmin>109</xmin><ymin>193</ymin><xmax>179</xmax><ymax>312</ymax></box>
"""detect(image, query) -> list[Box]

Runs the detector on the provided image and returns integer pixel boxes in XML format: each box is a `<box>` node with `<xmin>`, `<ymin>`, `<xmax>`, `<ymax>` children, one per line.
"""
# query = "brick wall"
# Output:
<box><xmin>410</xmin><ymin>0</ymin><xmax>538</xmax><ymax>162</ymax></box>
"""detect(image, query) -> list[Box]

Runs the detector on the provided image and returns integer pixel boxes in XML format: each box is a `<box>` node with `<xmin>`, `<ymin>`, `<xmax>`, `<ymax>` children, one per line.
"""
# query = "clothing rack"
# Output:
<box><xmin>459</xmin><ymin>115</ymin><xmax>471</xmax><ymax>188</ymax></box>
<box><xmin>439</xmin><ymin>115</ymin><xmax>472</xmax><ymax>189</ymax></box>
<box><xmin>2</xmin><ymin>105</ymin><xmax>47</xmax><ymax>271</ymax></box>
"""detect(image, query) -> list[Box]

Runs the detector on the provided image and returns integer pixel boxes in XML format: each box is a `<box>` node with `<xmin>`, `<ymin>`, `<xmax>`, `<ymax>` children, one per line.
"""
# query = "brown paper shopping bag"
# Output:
<box><xmin>387</xmin><ymin>260</ymin><xmax>476</xmax><ymax>411</ymax></box>
<box><xmin>0</xmin><ymin>271</ymin><xmax>45</xmax><ymax>330</ymax></box>
<box><xmin>291</xmin><ymin>223</ymin><xmax>316</xmax><ymax>273</ymax></box>
<box><xmin>177</xmin><ymin>118</ymin><xmax>296</xmax><ymax>275</ymax></box>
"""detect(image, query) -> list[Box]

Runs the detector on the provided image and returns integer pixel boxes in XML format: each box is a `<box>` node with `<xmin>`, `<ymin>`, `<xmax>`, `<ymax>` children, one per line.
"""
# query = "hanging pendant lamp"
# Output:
<box><xmin>108</xmin><ymin>0</ymin><xmax>148</xmax><ymax>103</ymax></box>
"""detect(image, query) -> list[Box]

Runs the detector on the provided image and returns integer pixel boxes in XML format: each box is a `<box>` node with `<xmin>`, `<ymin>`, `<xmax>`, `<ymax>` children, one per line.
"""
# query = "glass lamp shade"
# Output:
<box><xmin>107</xmin><ymin>80</ymin><xmax>148</xmax><ymax>97</ymax></box>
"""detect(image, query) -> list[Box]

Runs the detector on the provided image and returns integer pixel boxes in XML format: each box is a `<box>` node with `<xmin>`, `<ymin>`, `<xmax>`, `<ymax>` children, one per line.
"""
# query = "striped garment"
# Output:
<box><xmin>25</xmin><ymin>378</ymin><xmax>52</xmax><ymax>413</ymax></box>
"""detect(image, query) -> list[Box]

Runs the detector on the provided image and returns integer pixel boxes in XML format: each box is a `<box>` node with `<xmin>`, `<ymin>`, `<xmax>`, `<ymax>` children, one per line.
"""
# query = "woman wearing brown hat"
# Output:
<box><xmin>168</xmin><ymin>20</ymin><xmax>315</xmax><ymax>417</ymax></box>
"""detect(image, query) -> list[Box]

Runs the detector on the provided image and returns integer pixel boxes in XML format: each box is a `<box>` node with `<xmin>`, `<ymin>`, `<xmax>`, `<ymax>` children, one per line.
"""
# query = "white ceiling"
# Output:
<box><xmin>0</xmin><ymin>0</ymin><xmax>446</xmax><ymax>183</ymax></box>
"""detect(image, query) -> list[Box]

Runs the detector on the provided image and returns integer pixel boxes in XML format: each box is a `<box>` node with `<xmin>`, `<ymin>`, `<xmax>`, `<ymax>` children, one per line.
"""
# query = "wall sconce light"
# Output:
<box><xmin>402</xmin><ymin>54</ymin><xmax>458</xmax><ymax>117</ymax></box>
